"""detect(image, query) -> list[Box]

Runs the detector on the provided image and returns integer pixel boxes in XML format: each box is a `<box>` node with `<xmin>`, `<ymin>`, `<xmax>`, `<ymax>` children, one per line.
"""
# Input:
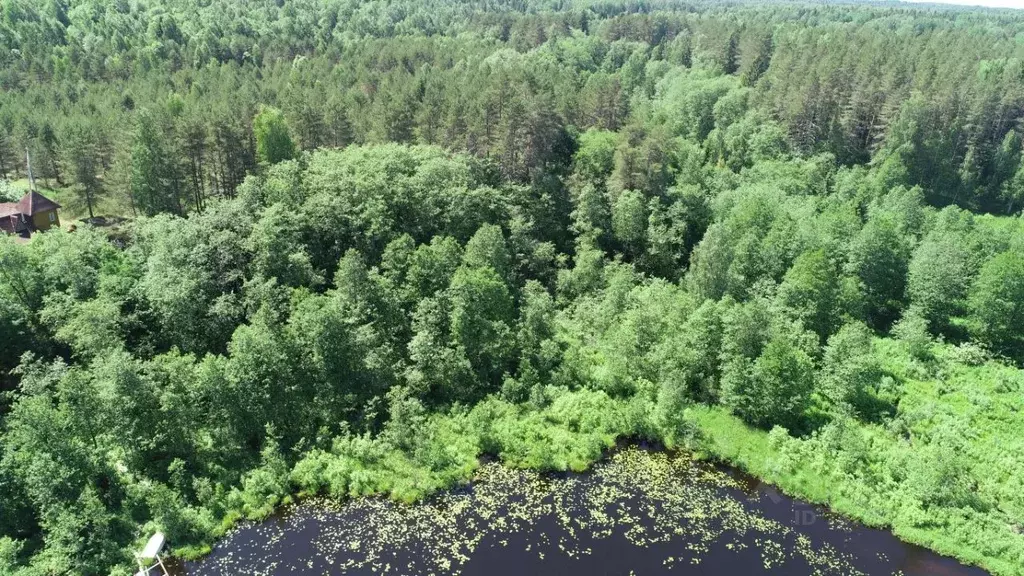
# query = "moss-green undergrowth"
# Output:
<box><xmin>177</xmin><ymin>341</ymin><xmax>1024</xmax><ymax>576</ymax></box>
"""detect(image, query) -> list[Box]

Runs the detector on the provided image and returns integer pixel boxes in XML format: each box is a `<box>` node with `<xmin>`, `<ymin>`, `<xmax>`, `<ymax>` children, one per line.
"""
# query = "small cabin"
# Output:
<box><xmin>0</xmin><ymin>191</ymin><xmax>61</xmax><ymax>238</ymax></box>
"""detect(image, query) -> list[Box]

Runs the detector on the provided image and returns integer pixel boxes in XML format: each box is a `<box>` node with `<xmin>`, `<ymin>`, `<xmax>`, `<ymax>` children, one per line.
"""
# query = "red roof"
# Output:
<box><xmin>0</xmin><ymin>202</ymin><xmax>20</xmax><ymax>218</ymax></box>
<box><xmin>16</xmin><ymin>191</ymin><xmax>60</xmax><ymax>215</ymax></box>
<box><xmin>0</xmin><ymin>191</ymin><xmax>59</xmax><ymax>236</ymax></box>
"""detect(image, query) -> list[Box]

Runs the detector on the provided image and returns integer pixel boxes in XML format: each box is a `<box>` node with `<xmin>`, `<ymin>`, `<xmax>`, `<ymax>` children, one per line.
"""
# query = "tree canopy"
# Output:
<box><xmin>2</xmin><ymin>1</ymin><xmax>1024</xmax><ymax>575</ymax></box>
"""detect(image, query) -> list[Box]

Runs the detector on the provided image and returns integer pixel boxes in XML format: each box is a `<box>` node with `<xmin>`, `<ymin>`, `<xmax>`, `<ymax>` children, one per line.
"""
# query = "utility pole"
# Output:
<box><xmin>25</xmin><ymin>148</ymin><xmax>36</xmax><ymax>192</ymax></box>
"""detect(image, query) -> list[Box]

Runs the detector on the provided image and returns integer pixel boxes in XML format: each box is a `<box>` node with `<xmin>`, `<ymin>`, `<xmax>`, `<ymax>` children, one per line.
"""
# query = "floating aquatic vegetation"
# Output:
<box><xmin>187</xmin><ymin>447</ymin><xmax>875</xmax><ymax>575</ymax></box>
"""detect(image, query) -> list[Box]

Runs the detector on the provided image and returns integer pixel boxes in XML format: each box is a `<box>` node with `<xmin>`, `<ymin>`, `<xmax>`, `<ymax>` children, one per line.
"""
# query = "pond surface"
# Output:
<box><xmin>175</xmin><ymin>446</ymin><xmax>988</xmax><ymax>576</ymax></box>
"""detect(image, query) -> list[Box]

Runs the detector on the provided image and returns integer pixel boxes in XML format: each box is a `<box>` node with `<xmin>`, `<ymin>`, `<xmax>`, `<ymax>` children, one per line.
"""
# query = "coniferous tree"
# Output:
<box><xmin>57</xmin><ymin>122</ymin><xmax>105</xmax><ymax>219</ymax></box>
<box><xmin>129</xmin><ymin>110</ymin><xmax>183</xmax><ymax>216</ymax></box>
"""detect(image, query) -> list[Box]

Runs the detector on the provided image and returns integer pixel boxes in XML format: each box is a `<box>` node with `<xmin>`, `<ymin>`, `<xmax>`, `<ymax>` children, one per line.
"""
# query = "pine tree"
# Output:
<box><xmin>57</xmin><ymin>122</ymin><xmax>106</xmax><ymax>219</ymax></box>
<box><xmin>129</xmin><ymin>110</ymin><xmax>183</xmax><ymax>216</ymax></box>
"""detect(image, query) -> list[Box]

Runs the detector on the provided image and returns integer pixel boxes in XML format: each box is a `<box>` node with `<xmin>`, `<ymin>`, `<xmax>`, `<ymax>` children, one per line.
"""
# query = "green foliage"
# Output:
<box><xmin>462</xmin><ymin>224</ymin><xmax>512</xmax><ymax>281</ymax></box>
<box><xmin>130</xmin><ymin>110</ymin><xmax>184</xmax><ymax>217</ymax></box>
<box><xmin>610</xmin><ymin>189</ymin><xmax>647</xmax><ymax>250</ymax></box>
<box><xmin>57</xmin><ymin>122</ymin><xmax>106</xmax><ymax>219</ymax></box>
<box><xmin>233</xmin><ymin>432</ymin><xmax>289</xmax><ymax>520</ymax></box>
<box><xmin>776</xmin><ymin>248</ymin><xmax>841</xmax><ymax>343</ymax></box>
<box><xmin>246</xmin><ymin>203</ymin><xmax>321</xmax><ymax>288</ymax></box>
<box><xmin>892</xmin><ymin>306</ymin><xmax>935</xmax><ymax>361</ymax></box>
<box><xmin>3</xmin><ymin>3</ymin><xmax>1024</xmax><ymax>576</ymax></box>
<box><xmin>720</xmin><ymin>322</ymin><xmax>817</xmax><ymax>431</ymax></box>
<box><xmin>656</xmin><ymin>68</ymin><xmax>737</xmax><ymax>142</ymax></box>
<box><xmin>448</xmin><ymin>265</ymin><xmax>516</xmax><ymax>393</ymax></box>
<box><xmin>573</xmin><ymin>128</ymin><xmax>619</xmax><ymax>183</ymax></box>
<box><xmin>473</xmin><ymin>388</ymin><xmax>636</xmax><ymax>472</ymax></box>
<box><xmin>254</xmin><ymin>106</ymin><xmax>297</xmax><ymax>166</ymax></box>
<box><xmin>817</xmin><ymin>322</ymin><xmax>883</xmax><ymax>415</ymax></box>
<box><xmin>967</xmin><ymin>250</ymin><xmax>1024</xmax><ymax>363</ymax></box>
<box><xmin>0</xmin><ymin>537</ymin><xmax>23</xmax><ymax>575</ymax></box>
<box><xmin>845</xmin><ymin>195</ymin><xmax>919</xmax><ymax>330</ymax></box>
<box><xmin>0</xmin><ymin>180</ymin><xmax>18</xmax><ymax>202</ymax></box>
<box><xmin>907</xmin><ymin>232</ymin><xmax>975</xmax><ymax>334</ymax></box>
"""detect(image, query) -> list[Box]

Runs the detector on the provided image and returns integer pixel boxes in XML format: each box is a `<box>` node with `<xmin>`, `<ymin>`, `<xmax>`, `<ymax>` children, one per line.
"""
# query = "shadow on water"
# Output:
<box><xmin>173</xmin><ymin>444</ymin><xmax>989</xmax><ymax>576</ymax></box>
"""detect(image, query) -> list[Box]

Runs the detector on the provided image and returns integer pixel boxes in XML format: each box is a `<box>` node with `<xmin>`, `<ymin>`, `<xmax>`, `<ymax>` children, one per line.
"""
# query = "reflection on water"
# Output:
<box><xmin>176</xmin><ymin>446</ymin><xmax>989</xmax><ymax>576</ymax></box>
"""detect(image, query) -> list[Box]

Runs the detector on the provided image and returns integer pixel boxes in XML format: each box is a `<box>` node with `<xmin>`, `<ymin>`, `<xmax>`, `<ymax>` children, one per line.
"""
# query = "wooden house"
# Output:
<box><xmin>0</xmin><ymin>190</ymin><xmax>61</xmax><ymax>238</ymax></box>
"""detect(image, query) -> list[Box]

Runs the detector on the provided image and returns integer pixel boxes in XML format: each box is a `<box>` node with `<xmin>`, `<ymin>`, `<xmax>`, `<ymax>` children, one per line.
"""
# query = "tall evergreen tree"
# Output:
<box><xmin>57</xmin><ymin>122</ymin><xmax>105</xmax><ymax>219</ymax></box>
<box><xmin>130</xmin><ymin>110</ymin><xmax>183</xmax><ymax>216</ymax></box>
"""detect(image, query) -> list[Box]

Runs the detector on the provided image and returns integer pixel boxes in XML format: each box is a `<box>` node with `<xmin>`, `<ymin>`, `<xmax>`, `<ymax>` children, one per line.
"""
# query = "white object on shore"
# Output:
<box><xmin>134</xmin><ymin>532</ymin><xmax>169</xmax><ymax>576</ymax></box>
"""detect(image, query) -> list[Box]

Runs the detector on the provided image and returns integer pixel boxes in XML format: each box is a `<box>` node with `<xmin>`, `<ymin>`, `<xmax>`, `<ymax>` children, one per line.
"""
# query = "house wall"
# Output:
<box><xmin>31</xmin><ymin>209</ymin><xmax>59</xmax><ymax>231</ymax></box>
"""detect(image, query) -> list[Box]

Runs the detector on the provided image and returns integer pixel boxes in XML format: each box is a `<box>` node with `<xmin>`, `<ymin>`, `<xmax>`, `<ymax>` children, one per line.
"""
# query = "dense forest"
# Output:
<box><xmin>1</xmin><ymin>0</ymin><xmax>1024</xmax><ymax>574</ymax></box>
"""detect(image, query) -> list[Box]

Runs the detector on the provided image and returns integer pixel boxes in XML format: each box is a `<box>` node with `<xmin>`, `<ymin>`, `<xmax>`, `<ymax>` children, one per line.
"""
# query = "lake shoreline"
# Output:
<box><xmin>174</xmin><ymin>434</ymin><xmax>991</xmax><ymax>576</ymax></box>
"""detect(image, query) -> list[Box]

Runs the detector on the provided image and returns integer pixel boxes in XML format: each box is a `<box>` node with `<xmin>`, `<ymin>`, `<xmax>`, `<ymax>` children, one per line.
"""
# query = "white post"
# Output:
<box><xmin>25</xmin><ymin>148</ymin><xmax>35</xmax><ymax>192</ymax></box>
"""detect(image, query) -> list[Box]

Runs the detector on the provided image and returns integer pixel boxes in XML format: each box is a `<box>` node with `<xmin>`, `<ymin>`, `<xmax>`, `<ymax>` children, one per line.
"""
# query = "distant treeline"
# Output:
<box><xmin>2</xmin><ymin>0</ymin><xmax>1024</xmax><ymax>215</ymax></box>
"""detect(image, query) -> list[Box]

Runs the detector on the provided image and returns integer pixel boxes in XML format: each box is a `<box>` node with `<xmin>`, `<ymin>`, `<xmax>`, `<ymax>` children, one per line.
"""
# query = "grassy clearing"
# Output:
<box><xmin>5</xmin><ymin>178</ymin><xmax>133</xmax><ymax>221</ymax></box>
<box><xmin>682</xmin><ymin>340</ymin><xmax>1024</xmax><ymax>576</ymax></box>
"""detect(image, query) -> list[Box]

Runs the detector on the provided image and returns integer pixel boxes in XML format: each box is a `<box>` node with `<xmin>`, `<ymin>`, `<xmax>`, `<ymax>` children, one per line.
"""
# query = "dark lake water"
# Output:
<box><xmin>174</xmin><ymin>446</ymin><xmax>988</xmax><ymax>576</ymax></box>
